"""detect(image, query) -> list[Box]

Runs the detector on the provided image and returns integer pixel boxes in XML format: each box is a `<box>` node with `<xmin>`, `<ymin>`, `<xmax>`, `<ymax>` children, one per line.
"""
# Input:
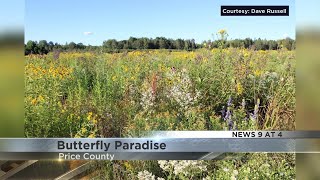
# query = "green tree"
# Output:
<box><xmin>38</xmin><ymin>40</ymin><xmax>49</xmax><ymax>54</ymax></box>
<box><xmin>159</xmin><ymin>37</ymin><xmax>168</xmax><ymax>49</ymax></box>
<box><xmin>191</xmin><ymin>39</ymin><xmax>196</xmax><ymax>50</ymax></box>
<box><xmin>184</xmin><ymin>40</ymin><xmax>191</xmax><ymax>51</ymax></box>
<box><xmin>25</xmin><ymin>40</ymin><xmax>38</xmax><ymax>55</ymax></box>
<box><xmin>48</xmin><ymin>41</ymin><xmax>54</xmax><ymax>51</ymax></box>
<box><xmin>175</xmin><ymin>39</ymin><xmax>184</xmax><ymax>50</ymax></box>
<box><xmin>68</xmin><ymin>42</ymin><xmax>77</xmax><ymax>50</ymax></box>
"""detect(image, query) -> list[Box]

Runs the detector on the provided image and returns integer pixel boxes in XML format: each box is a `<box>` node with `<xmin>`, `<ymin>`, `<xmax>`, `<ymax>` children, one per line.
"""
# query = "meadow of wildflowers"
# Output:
<box><xmin>25</xmin><ymin>48</ymin><xmax>295</xmax><ymax>137</ymax></box>
<box><xmin>25</xmin><ymin>46</ymin><xmax>295</xmax><ymax>178</ymax></box>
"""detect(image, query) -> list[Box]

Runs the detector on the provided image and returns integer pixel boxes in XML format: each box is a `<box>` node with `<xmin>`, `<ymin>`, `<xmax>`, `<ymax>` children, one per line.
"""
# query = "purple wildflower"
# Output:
<box><xmin>220</xmin><ymin>106</ymin><xmax>226</xmax><ymax>120</ymax></box>
<box><xmin>223</xmin><ymin>97</ymin><xmax>235</xmax><ymax>130</ymax></box>
<box><xmin>228</xmin><ymin>120</ymin><xmax>234</xmax><ymax>130</ymax></box>
<box><xmin>227</xmin><ymin>97</ymin><xmax>232</xmax><ymax>107</ymax></box>
<box><xmin>224</xmin><ymin>108</ymin><xmax>231</xmax><ymax>121</ymax></box>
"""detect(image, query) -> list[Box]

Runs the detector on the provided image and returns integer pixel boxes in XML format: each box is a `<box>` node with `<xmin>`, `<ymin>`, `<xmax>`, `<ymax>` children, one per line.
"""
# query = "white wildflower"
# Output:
<box><xmin>166</xmin><ymin>69</ymin><xmax>200</xmax><ymax>111</ymax></box>
<box><xmin>158</xmin><ymin>160</ymin><xmax>171</xmax><ymax>171</ymax></box>
<box><xmin>137</xmin><ymin>170</ymin><xmax>156</xmax><ymax>180</ymax></box>
<box><xmin>223</xmin><ymin>168</ymin><xmax>229</xmax><ymax>172</ymax></box>
<box><xmin>233</xmin><ymin>170</ymin><xmax>239</xmax><ymax>176</ymax></box>
<box><xmin>231</xmin><ymin>175</ymin><xmax>237</xmax><ymax>180</ymax></box>
<box><xmin>159</xmin><ymin>160</ymin><xmax>207</xmax><ymax>176</ymax></box>
<box><xmin>203</xmin><ymin>176</ymin><xmax>212</xmax><ymax>180</ymax></box>
<box><xmin>140</xmin><ymin>86</ymin><xmax>155</xmax><ymax>111</ymax></box>
<box><xmin>263</xmin><ymin>163</ymin><xmax>270</xmax><ymax>168</ymax></box>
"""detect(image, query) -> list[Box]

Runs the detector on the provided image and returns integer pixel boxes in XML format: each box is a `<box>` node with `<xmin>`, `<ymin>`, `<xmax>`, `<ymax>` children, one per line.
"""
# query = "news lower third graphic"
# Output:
<box><xmin>221</xmin><ymin>6</ymin><xmax>290</xmax><ymax>16</ymax></box>
<box><xmin>0</xmin><ymin>131</ymin><xmax>319</xmax><ymax>160</ymax></box>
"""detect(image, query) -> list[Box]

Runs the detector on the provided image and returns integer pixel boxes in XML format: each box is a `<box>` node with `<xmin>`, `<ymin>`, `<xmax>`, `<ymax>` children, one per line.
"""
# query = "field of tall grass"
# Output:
<box><xmin>25</xmin><ymin>48</ymin><xmax>295</xmax><ymax>179</ymax></box>
<box><xmin>25</xmin><ymin>48</ymin><xmax>295</xmax><ymax>137</ymax></box>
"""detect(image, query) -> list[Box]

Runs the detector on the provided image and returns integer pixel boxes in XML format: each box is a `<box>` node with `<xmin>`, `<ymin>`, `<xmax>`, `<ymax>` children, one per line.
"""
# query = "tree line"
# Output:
<box><xmin>25</xmin><ymin>37</ymin><xmax>295</xmax><ymax>55</ymax></box>
<box><xmin>102</xmin><ymin>37</ymin><xmax>197</xmax><ymax>52</ymax></box>
<box><xmin>25</xmin><ymin>40</ymin><xmax>100</xmax><ymax>55</ymax></box>
<box><xmin>214</xmin><ymin>38</ymin><xmax>295</xmax><ymax>51</ymax></box>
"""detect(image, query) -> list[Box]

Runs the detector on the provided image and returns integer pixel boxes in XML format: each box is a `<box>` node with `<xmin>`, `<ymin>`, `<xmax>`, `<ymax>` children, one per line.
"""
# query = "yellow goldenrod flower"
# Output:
<box><xmin>88</xmin><ymin>133</ymin><xmax>95</xmax><ymax>138</ymax></box>
<box><xmin>87</xmin><ymin>112</ymin><xmax>93</xmax><ymax>121</ymax></box>
<box><xmin>236</xmin><ymin>82</ymin><xmax>243</xmax><ymax>95</ymax></box>
<box><xmin>31</xmin><ymin>98</ymin><xmax>37</xmax><ymax>105</ymax></box>
<box><xmin>81</xmin><ymin>127</ymin><xmax>87</xmax><ymax>134</ymax></box>
<box><xmin>38</xmin><ymin>95</ymin><xmax>44</xmax><ymax>102</ymax></box>
<box><xmin>74</xmin><ymin>134</ymin><xmax>81</xmax><ymax>138</ymax></box>
<box><xmin>218</xmin><ymin>29</ymin><xmax>227</xmax><ymax>35</ymax></box>
<box><xmin>124</xmin><ymin>162</ymin><xmax>132</xmax><ymax>170</ymax></box>
<box><xmin>254</xmin><ymin>70</ymin><xmax>262</xmax><ymax>76</ymax></box>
